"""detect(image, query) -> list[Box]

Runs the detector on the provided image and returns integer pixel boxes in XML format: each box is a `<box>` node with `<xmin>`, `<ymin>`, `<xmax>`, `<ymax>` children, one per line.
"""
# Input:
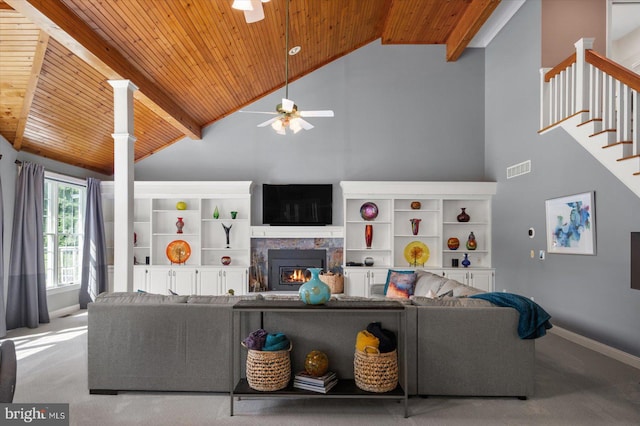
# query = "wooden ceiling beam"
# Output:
<box><xmin>446</xmin><ymin>0</ymin><xmax>501</xmax><ymax>62</ymax></box>
<box><xmin>5</xmin><ymin>0</ymin><xmax>202</xmax><ymax>140</ymax></box>
<box><xmin>13</xmin><ymin>29</ymin><xmax>48</xmax><ymax>150</ymax></box>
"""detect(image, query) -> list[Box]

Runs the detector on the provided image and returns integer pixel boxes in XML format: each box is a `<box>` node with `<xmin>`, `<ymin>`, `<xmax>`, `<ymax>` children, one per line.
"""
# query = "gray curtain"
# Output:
<box><xmin>6</xmin><ymin>162</ymin><xmax>49</xmax><ymax>329</ymax></box>
<box><xmin>0</xmin><ymin>167</ymin><xmax>6</xmax><ymax>337</ymax></box>
<box><xmin>79</xmin><ymin>177</ymin><xmax>108</xmax><ymax>308</ymax></box>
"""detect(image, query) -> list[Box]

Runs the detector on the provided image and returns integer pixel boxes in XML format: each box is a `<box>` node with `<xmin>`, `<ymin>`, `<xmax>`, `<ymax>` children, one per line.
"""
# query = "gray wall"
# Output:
<box><xmin>135</xmin><ymin>41</ymin><xmax>487</xmax><ymax>224</ymax></box>
<box><xmin>0</xmin><ymin>135</ymin><xmax>110</xmax><ymax>315</ymax></box>
<box><xmin>485</xmin><ymin>0</ymin><xmax>640</xmax><ymax>357</ymax></box>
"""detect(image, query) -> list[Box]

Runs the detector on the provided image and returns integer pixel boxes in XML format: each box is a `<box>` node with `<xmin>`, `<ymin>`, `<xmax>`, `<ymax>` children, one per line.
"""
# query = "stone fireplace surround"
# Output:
<box><xmin>249</xmin><ymin>236</ymin><xmax>343</xmax><ymax>293</ymax></box>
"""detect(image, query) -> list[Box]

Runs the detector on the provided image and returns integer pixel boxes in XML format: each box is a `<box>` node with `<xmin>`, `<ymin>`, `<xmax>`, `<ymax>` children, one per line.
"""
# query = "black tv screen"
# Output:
<box><xmin>263</xmin><ymin>184</ymin><xmax>332</xmax><ymax>226</ymax></box>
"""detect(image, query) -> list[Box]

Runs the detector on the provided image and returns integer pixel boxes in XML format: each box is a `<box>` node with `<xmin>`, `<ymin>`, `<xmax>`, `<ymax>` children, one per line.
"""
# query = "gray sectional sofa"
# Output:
<box><xmin>87</xmin><ymin>271</ymin><xmax>536</xmax><ymax>398</ymax></box>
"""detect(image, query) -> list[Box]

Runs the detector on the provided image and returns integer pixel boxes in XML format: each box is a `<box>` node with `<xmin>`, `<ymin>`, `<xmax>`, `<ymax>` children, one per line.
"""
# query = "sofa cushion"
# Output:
<box><xmin>94</xmin><ymin>292</ymin><xmax>189</xmax><ymax>304</ymax></box>
<box><xmin>435</xmin><ymin>279</ymin><xmax>463</xmax><ymax>297</ymax></box>
<box><xmin>385</xmin><ymin>271</ymin><xmax>417</xmax><ymax>299</ymax></box>
<box><xmin>414</xmin><ymin>270</ymin><xmax>448</xmax><ymax>296</ymax></box>
<box><xmin>412</xmin><ymin>296</ymin><xmax>493</xmax><ymax>307</ymax></box>
<box><xmin>453</xmin><ymin>284</ymin><xmax>484</xmax><ymax>297</ymax></box>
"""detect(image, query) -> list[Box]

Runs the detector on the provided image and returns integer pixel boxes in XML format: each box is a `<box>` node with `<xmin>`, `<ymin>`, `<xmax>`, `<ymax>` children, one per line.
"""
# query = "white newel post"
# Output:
<box><xmin>109</xmin><ymin>80</ymin><xmax>138</xmax><ymax>292</ymax></box>
<box><xmin>574</xmin><ymin>38</ymin><xmax>595</xmax><ymax>115</ymax></box>
<box><xmin>539</xmin><ymin>68</ymin><xmax>551</xmax><ymax>129</ymax></box>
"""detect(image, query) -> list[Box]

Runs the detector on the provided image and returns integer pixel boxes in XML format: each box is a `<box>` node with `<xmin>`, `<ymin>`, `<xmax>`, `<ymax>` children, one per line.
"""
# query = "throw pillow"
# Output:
<box><xmin>385</xmin><ymin>271</ymin><xmax>417</xmax><ymax>299</ymax></box>
<box><xmin>383</xmin><ymin>269</ymin><xmax>416</xmax><ymax>294</ymax></box>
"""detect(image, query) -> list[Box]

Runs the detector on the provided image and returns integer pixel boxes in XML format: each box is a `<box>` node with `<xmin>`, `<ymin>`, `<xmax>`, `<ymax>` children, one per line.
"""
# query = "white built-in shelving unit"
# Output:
<box><xmin>340</xmin><ymin>181</ymin><xmax>497</xmax><ymax>296</ymax></box>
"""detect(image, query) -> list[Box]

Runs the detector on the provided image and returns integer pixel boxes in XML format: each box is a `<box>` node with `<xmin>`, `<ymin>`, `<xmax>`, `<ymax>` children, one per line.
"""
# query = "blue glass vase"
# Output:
<box><xmin>461</xmin><ymin>253</ymin><xmax>471</xmax><ymax>268</ymax></box>
<box><xmin>299</xmin><ymin>268</ymin><xmax>331</xmax><ymax>305</ymax></box>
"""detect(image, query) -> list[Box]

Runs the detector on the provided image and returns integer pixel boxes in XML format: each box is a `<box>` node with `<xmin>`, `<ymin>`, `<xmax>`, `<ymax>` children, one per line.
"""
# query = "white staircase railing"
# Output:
<box><xmin>539</xmin><ymin>38</ymin><xmax>640</xmax><ymax>198</ymax></box>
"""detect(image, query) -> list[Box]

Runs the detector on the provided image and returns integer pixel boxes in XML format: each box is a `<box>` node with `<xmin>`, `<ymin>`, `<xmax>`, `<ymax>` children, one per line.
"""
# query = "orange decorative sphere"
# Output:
<box><xmin>447</xmin><ymin>237</ymin><xmax>460</xmax><ymax>250</ymax></box>
<box><xmin>304</xmin><ymin>350</ymin><xmax>329</xmax><ymax>377</ymax></box>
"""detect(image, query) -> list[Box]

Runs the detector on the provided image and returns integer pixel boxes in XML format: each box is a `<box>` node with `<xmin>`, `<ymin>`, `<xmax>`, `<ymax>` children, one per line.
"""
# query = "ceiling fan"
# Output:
<box><xmin>232</xmin><ymin>0</ymin><xmax>270</xmax><ymax>24</ymax></box>
<box><xmin>239</xmin><ymin>0</ymin><xmax>335</xmax><ymax>135</ymax></box>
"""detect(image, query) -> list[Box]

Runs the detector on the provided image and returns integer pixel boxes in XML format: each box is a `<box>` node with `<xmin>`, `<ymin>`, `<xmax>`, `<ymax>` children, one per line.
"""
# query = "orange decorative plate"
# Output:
<box><xmin>404</xmin><ymin>241</ymin><xmax>430</xmax><ymax>266</ymax></box>
<box><xmin>166</xmin><ymin>240</ymin><xmax>191</xmax><ymax>264</ymax></box>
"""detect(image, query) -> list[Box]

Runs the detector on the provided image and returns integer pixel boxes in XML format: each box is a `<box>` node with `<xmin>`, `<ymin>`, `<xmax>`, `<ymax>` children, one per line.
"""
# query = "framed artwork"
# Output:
<box><xmin>545</xmin><ymin>191</ymin><xmax>596</xmax><ymax>255</ymax></box>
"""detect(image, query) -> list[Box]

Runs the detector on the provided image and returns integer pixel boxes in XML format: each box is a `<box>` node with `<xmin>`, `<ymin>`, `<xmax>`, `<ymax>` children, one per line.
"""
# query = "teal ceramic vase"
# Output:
<box><xmin>299</xmin><ymin>268</ymin><xmax>331</xmax><ymax>305</ymax></box>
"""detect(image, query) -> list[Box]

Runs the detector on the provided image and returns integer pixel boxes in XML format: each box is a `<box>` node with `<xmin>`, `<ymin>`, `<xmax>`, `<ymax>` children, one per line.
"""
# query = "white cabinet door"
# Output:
<box><xmin>172</xmin><ymin>267</ymin><xmax>197</xmax><ymax>295</ymax></box>
<box><xmin>469</xmin><ymin>270</ymin><xmax>494</xmax><ymax>292</ymax></box>
<box><xmin>343</xmin><ymin>269</ymin><xmax>369</xmax><ymax>297</ymax></box>
<box><xmin>198</xmin><ymin>268</ymin><xmax>221</xmax><ymax>295</ymax></box>
<box><xmin>147</xmin><ymin>267</ymin><xmax>172</xmax><ymax>294</ymax></box>
<box><xmin>220</xmin><ymin>268</ymin><xmax>247</xmax><ymax>295</ymax></box>
<box><xmin>133</xmin><ymin>266</ymin><xmax>148</xmax><ymax>291</ymax></box>
<box><xmin>443</xmin><ymin>269</ymin><xmax>469</xmax><ymax>284</ymax></box>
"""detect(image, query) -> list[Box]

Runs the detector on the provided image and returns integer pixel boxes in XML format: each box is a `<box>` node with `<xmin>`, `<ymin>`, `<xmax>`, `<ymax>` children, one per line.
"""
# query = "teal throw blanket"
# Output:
<box><xmin>470</xmin><ymin>292</ymin><xmax>552</xmax><ymax>339</ymax></box>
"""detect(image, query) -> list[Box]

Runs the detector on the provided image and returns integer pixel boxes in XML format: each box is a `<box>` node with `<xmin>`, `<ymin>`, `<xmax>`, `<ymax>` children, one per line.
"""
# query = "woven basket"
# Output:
<box><xmin>353</xmin><ymin>348</ymin><xmax>398</xmax><ymax>393</ymax></box>
<box><xmin>243</xmin><ymin>342</ymin><xmax>292</xmax><ymax>391</ymax></box>
<box><xmin>319</xmin><ymin>272</ymin><xmax>344</xmax><ymax>294</ymax></box>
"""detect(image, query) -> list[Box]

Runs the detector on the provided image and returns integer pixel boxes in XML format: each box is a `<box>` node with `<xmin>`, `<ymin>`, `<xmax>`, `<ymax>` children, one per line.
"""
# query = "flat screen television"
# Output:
<box><xmin>263</xmin><ymin>184</ymin><xmax>332</xmax><ymax>226</ymax></box>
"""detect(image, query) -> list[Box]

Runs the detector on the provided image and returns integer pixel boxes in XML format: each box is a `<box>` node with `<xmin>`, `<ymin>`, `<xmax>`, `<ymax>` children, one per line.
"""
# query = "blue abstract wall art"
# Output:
<box><xmin>545</xmin><ymin>192</ymin><xmax>596</xmax><ymax>255</ymax></box>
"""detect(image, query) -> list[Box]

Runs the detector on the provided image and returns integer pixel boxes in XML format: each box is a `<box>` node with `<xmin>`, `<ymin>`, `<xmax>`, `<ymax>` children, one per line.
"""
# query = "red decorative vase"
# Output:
<box><xmin>410</xmin><ymin>218</ymin><xmax>421</xmax><ymax>236</ymax></box>
<box><xmin>457</xmin><ymin>208</ymin><xmax>470</xmax><ymax>222</ymax></box>
<box><xmin>365</xmin><ymin>224</ymin><xmax>373</xmax><ymax>249</ymax></box>
<box><xmin>176</xmin><ymin>217</ymin><xmax>184</xmax><ymax>234</ymax></box>
<box><xmin>221</xmin><ymin>256</ymin><xmax>231</xmax><ymax>265</ymax></box>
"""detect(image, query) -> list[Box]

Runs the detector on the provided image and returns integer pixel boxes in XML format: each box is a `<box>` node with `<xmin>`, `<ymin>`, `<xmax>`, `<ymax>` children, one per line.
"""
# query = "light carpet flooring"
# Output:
<box><xmin>3</xmin><ymin>310</ymin><xmax>640</xmax><ymax>425</ymax></box>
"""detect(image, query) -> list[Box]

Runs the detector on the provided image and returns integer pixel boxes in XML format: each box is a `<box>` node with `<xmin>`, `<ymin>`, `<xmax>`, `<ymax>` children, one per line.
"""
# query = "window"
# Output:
<box><xmin>43</xmin><ymin>177</ymin><xmax>86</xmax><ymax>289</ymax></box>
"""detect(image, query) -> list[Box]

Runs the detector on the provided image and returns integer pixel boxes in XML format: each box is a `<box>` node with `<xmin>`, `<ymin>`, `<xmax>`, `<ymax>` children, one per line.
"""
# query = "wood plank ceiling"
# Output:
<box><xmin>0</xmin><ymin>0</ymin><xmax>501</xmax><ymax>175</ymax></box>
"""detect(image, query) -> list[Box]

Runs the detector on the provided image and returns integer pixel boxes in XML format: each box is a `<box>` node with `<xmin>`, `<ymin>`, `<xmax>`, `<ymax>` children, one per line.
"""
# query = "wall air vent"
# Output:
<box><xmin>507</xmin><ymin>160</ymin><xmax>531</xmax><ymax>179</ymax></box>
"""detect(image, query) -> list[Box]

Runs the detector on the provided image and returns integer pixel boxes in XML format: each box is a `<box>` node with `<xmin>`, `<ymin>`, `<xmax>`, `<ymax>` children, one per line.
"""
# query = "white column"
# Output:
<box><xmin>108</xmin><ymin>80</ymin><xmax>138</xmax><ymax>292</ymax></box>
<box><xmin>574</xmin><ymin>37</ymin><xmax>595</xmax><ymax>114</ymax></box>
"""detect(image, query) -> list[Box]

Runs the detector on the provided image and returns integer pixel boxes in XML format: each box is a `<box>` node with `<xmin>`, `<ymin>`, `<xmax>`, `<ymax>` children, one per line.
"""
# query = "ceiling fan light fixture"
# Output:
<box><xmin>289</xmin><ymin>118</ymin><xmax>303</xmax><ymax>134</ymax></box>
<box><xmin>232</xmin><ymin>0</ymin><xmax>253</xmax><ymax>11</ymax></box>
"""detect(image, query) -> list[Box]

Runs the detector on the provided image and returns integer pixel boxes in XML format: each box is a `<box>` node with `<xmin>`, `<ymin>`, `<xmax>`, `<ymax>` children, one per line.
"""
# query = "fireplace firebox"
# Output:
<box><xmin>268</xmin><ymin>249</ymin><xmax>326</xmax><ymax>291</ymax></box>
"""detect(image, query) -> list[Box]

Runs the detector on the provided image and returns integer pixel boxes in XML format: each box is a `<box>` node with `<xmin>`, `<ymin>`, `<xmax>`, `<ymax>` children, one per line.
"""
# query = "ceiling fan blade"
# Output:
<box><xmin>243</xmin><ymin>0</ymin><xmax>264</xmax><ymax>23</ymax></box>
<box><xmin>239</xmin><ymin>110</ymin><xmax>278</xmax><ymax>115</ymax></box>
<box><xmin>297</xmin><ymin>118</ymin><xmax>314</xmax><ymax>130</ymax></box>
<box><xmin>257</xmin><ymin>117</ymin><xmax>280</xmax><ymax>127</ymax></box>
<box><xmin>282</xmin><ymin>98</ymin><xmax>295</xmax><ymax>113</ymax></box>
<box><xmin>299</xmin><ymin>110</ymin><xmax>334</xmax><ymax>117</ymax></box>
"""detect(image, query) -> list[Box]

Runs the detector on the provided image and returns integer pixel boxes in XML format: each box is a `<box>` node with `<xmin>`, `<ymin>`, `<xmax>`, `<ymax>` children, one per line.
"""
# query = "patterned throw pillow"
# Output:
<box><xmin>385</xmin><ymin>271</ymin><xmax>417</xmax><ymax>299</ymax></box>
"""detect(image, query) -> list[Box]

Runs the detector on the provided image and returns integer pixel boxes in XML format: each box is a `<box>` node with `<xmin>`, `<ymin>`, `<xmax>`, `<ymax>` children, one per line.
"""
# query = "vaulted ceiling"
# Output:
<box><xmin>0</xmin><ymin>0</ymin><xmax>509</xmax><ymax>175</ymax></box>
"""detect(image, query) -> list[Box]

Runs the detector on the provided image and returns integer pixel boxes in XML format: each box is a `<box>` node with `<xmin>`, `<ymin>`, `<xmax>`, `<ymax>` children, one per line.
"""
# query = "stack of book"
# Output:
<box><xmin>293</xmin><ymin>371</ymin><xmax>338</xmax><ymax>393</ymax></box>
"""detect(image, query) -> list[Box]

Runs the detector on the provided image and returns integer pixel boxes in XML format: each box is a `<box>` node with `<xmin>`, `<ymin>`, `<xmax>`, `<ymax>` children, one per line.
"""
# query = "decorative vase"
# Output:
<box><xmin>176</xmin><ymin>217</ymin><xmax>184</xmax><ymax>234</ymax></box>
<box><xmin>365</xmin><ymin>224</ymin><xmax>373</xmax><ymax>249</ymax></box>
<box><xmin>230</xmin><ymin>211</ymin><xmax>238</xmax><ymax>219</ymax></box>
<box><xmin>176</xmin><ymin>201</ymin><xmax>187</xmax><ymax>210</ymax></box>
<box><xmin>364</xmin><ymin>256</ymin><xmax>374</xmax><ymax>266</ymax></box>
<box><xmin>221</xmin><ymin>255</ymin><xmax>231</xmax><ymax>266</ymax></box>
<box><xmin>410</xmin><ymin>218</ymin><xmax>421</xmax><ymax>236</ymax></box>
<box><xmin>466</xmin><ymin>231</ymin><xmax>477</xmax><ymax>250</ymax></box>
<box><xmin>360</xmin><ymin>202</ymin><xmax>379</xmax><ymax>221</ymax></box>
<box><xmin>447</xmin><ymin>237</ymin><xmax>460</xmax><ymax>250</ymax></box>
<box><xmin>410</xmin><ymin>201</ymin><xmax>421</xmax><ymax>210</ymax></box>
<box><xmin>457</xmin><ymin>207</ymin><xmax>470</xmax><ymax>222</ymax></box>
<box><xmin>299</xmin><ymin>268</ymin><xmax>331</xmax><ymax>305</ymax></box>
<box><xmin>222</xmin><ymin>223</ymin><xmax>232</xmax><ymax>248</ymax></box>
<box><xmin>213</xmin><ymin>206</ymin><xmax>219</xmax><ymax>219</ymax></box>
<box><xmin>461</xmin><ymin>253</ymin><xmax>471</xmax><ymax>268</ymax></box>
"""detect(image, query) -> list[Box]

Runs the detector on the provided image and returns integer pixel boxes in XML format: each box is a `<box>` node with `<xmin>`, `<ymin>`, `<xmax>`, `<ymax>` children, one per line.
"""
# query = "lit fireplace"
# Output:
<box><xmin>268</xmin><ymin>249</ymin><xmax>326</xmax><ymax>291</ymax></box>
